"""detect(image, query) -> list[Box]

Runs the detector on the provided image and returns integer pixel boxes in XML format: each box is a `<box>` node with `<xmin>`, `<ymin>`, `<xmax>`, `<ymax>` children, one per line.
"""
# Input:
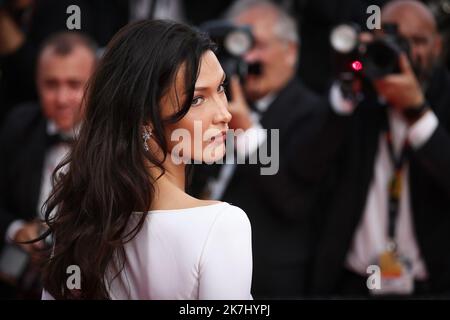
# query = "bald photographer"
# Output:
<box><xmin>299</xmin><ymin>0</ymin><xmax>450</xmax><ymax>297</ymax></box>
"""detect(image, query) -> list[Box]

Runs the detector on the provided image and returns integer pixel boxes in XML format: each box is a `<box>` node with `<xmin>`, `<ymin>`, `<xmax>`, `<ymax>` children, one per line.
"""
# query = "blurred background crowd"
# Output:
<box><xmin>0</xmin><ymin>0</ymin><xmax>450</xmax><ymax>299</ymax></box>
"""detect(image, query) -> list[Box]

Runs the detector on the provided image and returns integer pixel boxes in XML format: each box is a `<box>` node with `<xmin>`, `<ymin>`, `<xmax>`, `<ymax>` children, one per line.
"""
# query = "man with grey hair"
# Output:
<box><xmin>199</xmin><ymin>0</ymin><xmax>325</xmax><ymax>298</ymax></box>
<box><xmin>226</xmin><ymin>0</ymin><xmax>299</xmax><ymax>103</ymax></box>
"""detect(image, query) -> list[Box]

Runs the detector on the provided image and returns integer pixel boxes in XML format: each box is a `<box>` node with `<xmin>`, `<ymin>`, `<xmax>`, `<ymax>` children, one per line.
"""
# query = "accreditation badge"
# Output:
<box><xmin>370</xmin><ymin>242</ymin><xmax>414</xmax><ymax>295</ymax></box>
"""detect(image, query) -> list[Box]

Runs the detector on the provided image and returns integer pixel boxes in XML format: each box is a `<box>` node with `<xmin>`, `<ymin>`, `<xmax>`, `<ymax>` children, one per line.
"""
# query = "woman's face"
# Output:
<box><xmin>161</xmin><ymin>50</ymin><xmax>232</xmax><ymax>164</ymax></box>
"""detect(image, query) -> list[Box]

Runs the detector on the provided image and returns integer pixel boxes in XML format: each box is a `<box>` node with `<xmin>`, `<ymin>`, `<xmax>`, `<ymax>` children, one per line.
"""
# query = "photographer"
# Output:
<box><xmin>301</xmin><ymin>0</ymin><xmax>450</xmax><ymax>297</ymax></box>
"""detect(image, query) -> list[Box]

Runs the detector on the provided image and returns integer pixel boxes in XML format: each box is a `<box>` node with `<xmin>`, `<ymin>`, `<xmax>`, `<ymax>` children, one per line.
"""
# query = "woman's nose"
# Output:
<box><xmin>214</xmin><ymin>97</ymin><xmax>232</xmax><ymax>124</ymax></box>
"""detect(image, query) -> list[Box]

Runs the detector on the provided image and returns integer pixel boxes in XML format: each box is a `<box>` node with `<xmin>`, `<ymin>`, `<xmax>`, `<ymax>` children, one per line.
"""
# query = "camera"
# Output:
<box><xmin>200</xmin><ymin>20</ymin><xmax>262</xmax><ymax>98</ymax></box>
<box><xmin>330</xmin><ymin>23</ymin><xmax>411</xmax><ymax>80</ymax></box>
<box><xmin>330</xmin><ymin>24</ymin><xmax>410</xmax><ymax>79</ymax></box>
<box><xmin>330</xmin><ymin>23</ymin><xmax>411</xmax><ymax>100</ymax></box>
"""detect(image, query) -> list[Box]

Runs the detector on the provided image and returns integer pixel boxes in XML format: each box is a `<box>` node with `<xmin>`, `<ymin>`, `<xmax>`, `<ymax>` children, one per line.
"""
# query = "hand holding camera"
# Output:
<box><xmin>373</xmin><ymin>52</ymin><xmax>426</xmax><ymax>119</ymax></box>
<box><xmin>227</xmin><ymin>75</ymin><xmax>253</xmax><ymax>131</ymax></box>
<box><xmin>330</xmin><ymin>23</ymin><xmax>429</xmax><ymax>123</ymax></box>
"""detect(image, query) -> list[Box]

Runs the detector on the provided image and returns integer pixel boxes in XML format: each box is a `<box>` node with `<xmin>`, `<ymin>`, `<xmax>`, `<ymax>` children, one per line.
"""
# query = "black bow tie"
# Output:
<box><xmin>46</xmin><ymin>132</ymin><xmax>74</xmax><ymax>147</ymax></box>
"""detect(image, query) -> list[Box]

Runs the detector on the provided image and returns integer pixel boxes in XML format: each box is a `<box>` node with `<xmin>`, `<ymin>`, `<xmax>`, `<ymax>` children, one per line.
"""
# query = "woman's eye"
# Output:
<box><xmin>191</xmin><ymin>96</ymin><xmax>204</xmax><ymax>106</ymax></box>
<box><xmin>218</xmin><ymin>81</ymin><xmax>228</xmax><ymax>94</ymax></box>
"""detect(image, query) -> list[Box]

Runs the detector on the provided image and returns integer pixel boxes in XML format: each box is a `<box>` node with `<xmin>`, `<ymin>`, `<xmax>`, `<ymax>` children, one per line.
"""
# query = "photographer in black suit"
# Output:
<box><xmin>301</xmin><ymin>0</ymin><xmax>450</xmax><ymax>297</ymax></box>
<box><xmin>0</xmin><ymin>32</ymin><xmax>96</xmax><ymax>298</ymax></box>
<box><xmin>196</xmin><ymin>0</ymin><xmax>325</xmax><ymax>298</ymax></box>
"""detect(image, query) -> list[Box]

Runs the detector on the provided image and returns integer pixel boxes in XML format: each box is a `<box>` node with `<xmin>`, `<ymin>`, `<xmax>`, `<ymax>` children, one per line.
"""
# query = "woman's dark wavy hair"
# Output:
<box><xmin>38</xmin><ymin>20</ymin><xmax>215</xmax><ymax>299</ymax></box>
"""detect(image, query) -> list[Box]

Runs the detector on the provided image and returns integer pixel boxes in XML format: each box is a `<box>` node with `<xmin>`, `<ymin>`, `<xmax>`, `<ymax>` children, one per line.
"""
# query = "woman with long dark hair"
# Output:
<box><xmin>40</xmin><ymin>20</ymin><xmax>253</xmax><ymax>299</ymax></box>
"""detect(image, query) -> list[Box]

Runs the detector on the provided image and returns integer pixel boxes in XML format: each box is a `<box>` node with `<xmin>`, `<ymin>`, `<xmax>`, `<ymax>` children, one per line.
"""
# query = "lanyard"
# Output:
<box><xmin>384</xmin><ymin>119</ymin><xmax>411</xmax><ymax>249</ymax></box>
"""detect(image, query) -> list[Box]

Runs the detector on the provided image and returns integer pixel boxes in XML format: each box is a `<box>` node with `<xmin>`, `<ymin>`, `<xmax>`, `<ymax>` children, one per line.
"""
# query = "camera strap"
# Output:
<box><xmin>383</xmin><ymin>116</ymin><xmax>412</xmax><ymax>248</ymax></box>
<box><xmin>370</xmin><ymin>115</ymin><xmax>416</xmax><ymax>295</ymax></box>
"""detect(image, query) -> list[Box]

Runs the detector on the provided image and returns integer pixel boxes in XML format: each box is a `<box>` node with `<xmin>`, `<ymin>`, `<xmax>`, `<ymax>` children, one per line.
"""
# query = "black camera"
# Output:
<box><xmin>330</xmin><ymin>23</ymin><xmax>411</xmax><ymax>79</ymax></box>
<box><xmin>330</xmin><ymin>23</ymin><xmax>411</xmax><ymax>100</ymax></box>
<box><xmin>200</xmin><ymin>20</ymin><xmax>262</xmax><ymax>98</ymax></box>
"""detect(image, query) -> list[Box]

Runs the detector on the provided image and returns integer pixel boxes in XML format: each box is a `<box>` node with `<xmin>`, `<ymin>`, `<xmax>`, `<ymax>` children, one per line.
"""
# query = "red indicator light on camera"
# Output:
<box><xmin>351</xmin><ymin>60</ymin><xmax>363</xmax><ymax>71</ymax></box>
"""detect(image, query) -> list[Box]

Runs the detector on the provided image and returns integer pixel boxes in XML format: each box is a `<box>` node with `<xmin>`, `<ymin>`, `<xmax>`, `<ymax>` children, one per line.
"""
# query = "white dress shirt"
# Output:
<box><xmin>330</xmin><ymin>84</ymin><xmax>438</xmax><ymax>280</ymax></box>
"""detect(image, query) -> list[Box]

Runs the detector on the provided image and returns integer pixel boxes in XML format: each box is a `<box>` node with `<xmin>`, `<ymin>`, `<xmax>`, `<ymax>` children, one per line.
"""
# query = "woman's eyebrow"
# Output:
<box><xmin>194</xmin><ymin>72</ymin><xmax>226</xmax><ymax>91</ymax></box>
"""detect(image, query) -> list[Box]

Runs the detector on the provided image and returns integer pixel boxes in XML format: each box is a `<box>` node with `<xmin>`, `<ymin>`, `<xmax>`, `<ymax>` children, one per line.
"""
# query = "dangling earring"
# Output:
<box><xmin>142</xmin><ymin>127</ymin><xmax>152</xmax><ymax>152</ymax></box>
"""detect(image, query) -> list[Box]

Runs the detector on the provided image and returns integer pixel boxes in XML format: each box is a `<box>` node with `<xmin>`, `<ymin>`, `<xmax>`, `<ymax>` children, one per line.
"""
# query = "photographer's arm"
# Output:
<box><xmin>0</xmin><ymin>111</ymin><xmax>44</xmax><ymax>253</ymax></box>
<box><xmin>409</xmin><ymin>112</ymin><xmax>450</xmax><ymax>197</ymax></box>
<box><xmin>374</xmin><ymin>53</ymin><xmax>450</xmax><ymax>195</ymax></box>
<box><xmin>0</xmin><ymin>124</ymin><xmax>22</xmax><ymax>250</ymax></box>
<box><xmin>0</xmin><ymin>9</ymin><xmax>24</xmax><ymax>55</ymax></box>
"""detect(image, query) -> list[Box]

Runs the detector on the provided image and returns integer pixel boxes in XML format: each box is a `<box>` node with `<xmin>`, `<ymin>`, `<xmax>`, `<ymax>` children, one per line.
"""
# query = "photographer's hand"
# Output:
<box><xmin>13</xmin><ymin>221</ymin><xmax>46</xmax><ymax>253</ymax></box>
<box><xmin>373</xmin><ymin>53</ymin><xmax>427</xmax><ymax>122</ymax></box>
<box><xmin>227</xmin><ymin>76</ymin><xmax>253</xmax><ymax>131</ymax></box>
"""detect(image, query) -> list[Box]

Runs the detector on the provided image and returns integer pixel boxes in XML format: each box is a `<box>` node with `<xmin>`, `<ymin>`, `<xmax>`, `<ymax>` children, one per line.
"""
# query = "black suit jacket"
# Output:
<box><xmin>298</xmin><ymin>67</ymin><xmax>450</xmax><ymax>295</ymax></box>
<box><xmin>220</xmin><ymin>79</ymin><xmax>325</xmax><ymax>298</ymax></box>
<box><xmin>0</xmin><ymin>103</ymin><xmax>50</xmax><ymax>250</ymax></box>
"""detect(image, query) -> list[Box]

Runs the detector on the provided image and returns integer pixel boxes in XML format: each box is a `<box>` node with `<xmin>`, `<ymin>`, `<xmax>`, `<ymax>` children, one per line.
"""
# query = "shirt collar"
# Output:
<box><xmin>46</xmin><ymin>120</ymin><xmax>81</xmax><ymax>139</ymax></box>
<box><xmin>254</xmin><ymin>93</ymin><xmax>276</xmax><ymax>114</ymax></box>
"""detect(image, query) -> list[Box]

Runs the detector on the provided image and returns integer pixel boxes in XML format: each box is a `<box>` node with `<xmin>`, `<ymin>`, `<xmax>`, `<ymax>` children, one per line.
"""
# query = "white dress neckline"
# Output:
<box><xmin>146</xmin><ymin>202</ymin><xmax>227</xmax><ymax>214</ymax></box>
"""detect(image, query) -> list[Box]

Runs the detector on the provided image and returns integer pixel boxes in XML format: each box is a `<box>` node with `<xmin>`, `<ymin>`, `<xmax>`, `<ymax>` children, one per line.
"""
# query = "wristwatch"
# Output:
<box><xmin>403</xmin><ymin>101</ymin><xmax>430</xmax><ymax>123</ymax></box>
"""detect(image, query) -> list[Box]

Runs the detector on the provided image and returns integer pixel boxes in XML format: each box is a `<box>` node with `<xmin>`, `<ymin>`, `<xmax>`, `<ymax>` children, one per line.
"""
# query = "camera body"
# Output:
<box><xmin>200</xmin><ymin>20</ymin><xmax>261</xmax><ymax>97</ymax></box>
<box><xmin>330</xmin><ymin>23</ymin><xmax>411</xmax><ymax>100</ymax></box>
